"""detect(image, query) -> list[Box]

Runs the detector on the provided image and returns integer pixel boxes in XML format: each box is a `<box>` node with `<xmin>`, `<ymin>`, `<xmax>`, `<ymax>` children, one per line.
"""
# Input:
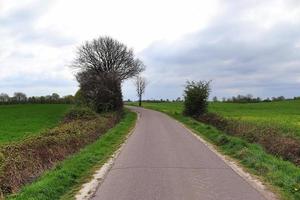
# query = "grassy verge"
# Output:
<box><xmin>198</xmin><ymin>113</ymin><xmax>300</xmax><ymax>166</ymax></box>
<box><xmin>7</xmin><ymin>110</ymin><xmax>136</xmax><ymax>200</ymax></box>
<box><xmin>133</xmin><ymin>103</ymin><xmax>300</xmax><ymax>200</ymax></box>
<box><xmin>0</xmin><ymin>107</ymin><xmax>119</xmax><ymax>195</ymax></box>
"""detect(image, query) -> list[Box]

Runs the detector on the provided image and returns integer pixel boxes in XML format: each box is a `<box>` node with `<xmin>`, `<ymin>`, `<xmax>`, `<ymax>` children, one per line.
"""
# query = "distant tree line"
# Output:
<box><xmin>213</xmin><ymin>95</ymin><xmax>300</xmax><ymax>103</ymax></box>
<box><xmin>0</xmin><ymin>92</ymin><xmax>74</xmax><ymax>105</ymax></box>
<box><xmin>125</xmin><ymin>97</ymin><xmax>183</xmax><ymax>103</ymax></box>
<box><xmin>126</xmin><ymin>95</ymin><xmax>300</xmax><ymax>104</ymax></box>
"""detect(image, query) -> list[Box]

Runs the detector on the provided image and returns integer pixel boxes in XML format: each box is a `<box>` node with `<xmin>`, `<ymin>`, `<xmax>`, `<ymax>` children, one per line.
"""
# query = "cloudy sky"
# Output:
<box><xmin>1</xmin><ymin>0</ymin><xmax>300</xmax><ymax>100</ymax></box>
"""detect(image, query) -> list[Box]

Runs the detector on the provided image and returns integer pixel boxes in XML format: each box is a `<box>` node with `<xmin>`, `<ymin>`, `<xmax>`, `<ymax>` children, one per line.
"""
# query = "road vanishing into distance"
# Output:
<box><xmin>92</xmin><ymin>107</ymin><xmax>268</xmax><ymax>200</ymax></box>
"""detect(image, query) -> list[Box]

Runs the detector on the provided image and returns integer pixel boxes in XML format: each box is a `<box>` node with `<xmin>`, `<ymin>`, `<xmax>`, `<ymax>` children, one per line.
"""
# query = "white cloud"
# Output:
<box><xmin>0</xmin><ymin>0</ymin><xmax>299</xmax><ymax>99</ymax></box>
<box><xmin>136</xmin><ymin>0</ymin><xmax>300</xmax><ymax>100</ymax></box>
<box><xmin>37</xmin><ymin>0</ymin><xmax>219</xmax><ymax>51</ymax></box>
<box><xmin>0</xmin><ymin>0</ymin><xmax>219</xmax><ymax>96</ymax></box>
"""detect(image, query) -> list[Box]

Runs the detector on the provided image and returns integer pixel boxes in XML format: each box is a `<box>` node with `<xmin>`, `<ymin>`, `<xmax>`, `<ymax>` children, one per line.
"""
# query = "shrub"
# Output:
<box><xmin>76</xmin><ymin>71</ymin><xmax>123</xmax><ymax>113</ymax></box>
<box><xmin>63</xmin><ymin>107</ymin><xmax>97</xmax><ymax>122</ymax></box>
<box><xmin>74</xmin><ymin>89</ymin><xmax>87</xmax><ymax>106</ymax></box>
<box><xmin>183</xmin><ymin>80</ymin><xmax>211</xmax><ymax>117</ymax></box>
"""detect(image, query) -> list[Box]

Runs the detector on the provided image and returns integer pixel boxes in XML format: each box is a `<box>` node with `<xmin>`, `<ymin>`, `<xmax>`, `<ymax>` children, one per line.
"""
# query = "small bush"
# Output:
<box><xmin>74</xmin><ymin>89</ymin><xmax>87</xmax><ymax>106</ymax></box>
<box><xmin>183</xmin><ymin>80</ymin><xmax>210</xmax><ymax>117</ymax></box>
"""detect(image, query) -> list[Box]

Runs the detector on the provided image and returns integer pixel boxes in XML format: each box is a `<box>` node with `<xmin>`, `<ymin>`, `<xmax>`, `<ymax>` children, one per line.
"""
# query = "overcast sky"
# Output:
<box><xmin>1</xmin><ymin>0</ymin><xmax>300</xmax><ymax>100</ymax></box>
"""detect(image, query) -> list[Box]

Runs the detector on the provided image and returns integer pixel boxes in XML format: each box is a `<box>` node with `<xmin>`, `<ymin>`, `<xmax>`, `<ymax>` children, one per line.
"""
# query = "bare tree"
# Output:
<box><xmin>135</xmin><ymin>76</ymin><xmax>147</xmax><ymax>106</ymax></box>
<box><xmin>0</xmin><ymin>93</ymin><xmax>9</xmax><ymax>102</ymax></box>
<box><xmin>73</xmin><ymin>36</ymin><xmax>145</xmax><ymax>112</ymax></box>
<box><xmin>51</xmin><ymin>93</ymin><xmax>60</xmax><ymax>100</ymax></box>
<box><xmin>73</xmin><ymin>36</ymin><xmax>144</xmax><ymax>81</ymax></box>
<box><xmin>213</xmin><ymin>96</ymin><xmax>218</xmax><ymax>102</ymax></box>
<box><xmin>14</xmin><ymin>92</ymin><xmax>27</xmax><ymax>102</ymax></box>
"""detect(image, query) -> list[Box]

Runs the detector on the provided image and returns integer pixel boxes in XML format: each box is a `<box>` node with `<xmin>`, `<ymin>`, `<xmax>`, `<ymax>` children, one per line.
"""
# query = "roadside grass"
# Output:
<box><xmin>0</xmin><ymin>104</ymin><xmax>71</xmax><ymax>144</ymax></box>
<box><xmin>0</xmin><ymin>110</ymin><xmax>118</xmax><ymax>195</ymax></box>
<box><xmin>7</xmin><ymin>110</ymin><xmax>137</xmax><ymax>200</ymax></box>
<box><xmin>130</xmin><ymin>102</ymin><xmax>300</xmax><ymax>200</ymax></box>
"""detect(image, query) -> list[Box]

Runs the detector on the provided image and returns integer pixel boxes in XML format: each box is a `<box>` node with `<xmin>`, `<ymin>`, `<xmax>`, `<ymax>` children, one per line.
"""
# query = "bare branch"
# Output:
<box><xmin>135</xmin><ymin>76</ymin><xmax>147</xmax><ymax>106</ymax></box>
<box><xmin>72</xmin><ymin>36</ymin><xmax>144</xmax><ymax>82</ymax></box>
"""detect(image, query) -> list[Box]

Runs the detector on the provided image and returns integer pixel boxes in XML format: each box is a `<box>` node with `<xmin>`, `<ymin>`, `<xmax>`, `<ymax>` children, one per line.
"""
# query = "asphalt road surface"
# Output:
<box><xmin>92</xmin><ymin>107</ymin><xmax>268</xmax><ymax>200</ymax></box>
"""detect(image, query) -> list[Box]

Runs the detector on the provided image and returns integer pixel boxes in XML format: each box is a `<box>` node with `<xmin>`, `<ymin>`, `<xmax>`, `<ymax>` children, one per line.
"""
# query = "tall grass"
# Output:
<box><xmin>198</xmin><ymin>113</ymin><xmax>300</xmax><ymax>166</ymax></box>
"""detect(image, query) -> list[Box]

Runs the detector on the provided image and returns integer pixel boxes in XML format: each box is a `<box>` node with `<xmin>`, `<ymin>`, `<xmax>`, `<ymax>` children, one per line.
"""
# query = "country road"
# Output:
<box><xmin>92</xmin><ymin>107</ymin><xmax>269</xmax><ymax>200</ymax></box>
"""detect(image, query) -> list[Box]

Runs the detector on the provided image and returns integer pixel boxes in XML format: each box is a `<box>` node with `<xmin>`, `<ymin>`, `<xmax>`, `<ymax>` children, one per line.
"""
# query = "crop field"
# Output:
<box><xmin>210</xmin><ymin>100</ymin><xmax>300</xmax><ymax>138</ymax></box>
<box><xmin>0</xmin><ymin>104</ymin><xmax>71</xmax><ymax>144</ymax></box>
<box><xmin>131</xmin><ymin>100</ymin><xmax>300</xmax><ymax>138</ymax></box>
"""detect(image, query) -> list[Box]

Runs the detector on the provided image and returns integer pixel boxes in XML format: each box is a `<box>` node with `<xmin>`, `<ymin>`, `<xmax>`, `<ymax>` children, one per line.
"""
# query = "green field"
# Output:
<box><xmin>0</xmin><ymin>104</ymin><xmax>71</xmax><ymax>143</ymax></box>
<box><xmin>210</xmin><ymin>100</ymin><xmax>300</xmax><ymax>138</ymax></box>
<box><xmin>133</xmin><ymin>100</ymin><xmax>300</xmax><ymax>138</ymax></box>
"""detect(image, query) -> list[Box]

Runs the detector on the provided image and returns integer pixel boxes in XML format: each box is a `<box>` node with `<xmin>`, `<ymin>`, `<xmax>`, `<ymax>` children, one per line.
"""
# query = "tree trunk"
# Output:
<box><xmin>139</xmin><ymin>95</ymin><xmax>142</xmax><ymax>106</ymax></box>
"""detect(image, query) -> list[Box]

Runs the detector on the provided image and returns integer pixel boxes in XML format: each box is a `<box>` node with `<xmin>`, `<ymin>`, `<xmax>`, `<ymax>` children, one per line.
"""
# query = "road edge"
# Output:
<box><xmin>157</xmin><ymin>109</ymin><xmax>279</xmax><ymax>200</ymax></box>
<box><xmin>75</xmin><ymin>110</ymin><xmax>140</xmax><ymax>200</ymax></box>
